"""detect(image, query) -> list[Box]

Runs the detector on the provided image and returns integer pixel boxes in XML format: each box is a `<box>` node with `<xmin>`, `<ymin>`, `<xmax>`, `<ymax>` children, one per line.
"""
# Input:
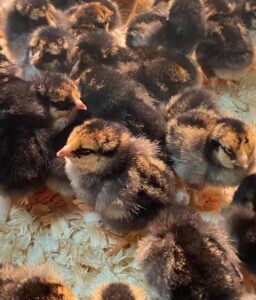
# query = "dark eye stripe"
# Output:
<box><xmin>51</xmin><ymin>97</ymin><xmax>74</xmax><ymax>110</ymax></box>
<box><xmin>73</xmin><ymin>148</ymin><xmax>95</xmax><ymax>157</ymax></box>
<box><xmin>222</xmin><ymin>146</ymin><xmax>236</xmax><ymax>160</ymax></box>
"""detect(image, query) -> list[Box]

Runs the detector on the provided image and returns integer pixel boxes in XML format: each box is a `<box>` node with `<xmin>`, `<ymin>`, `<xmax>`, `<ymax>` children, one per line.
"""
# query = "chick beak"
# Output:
<box><xmin>73</xmin><ymin>97</ymin><xmax>87</xmax><ymax>110</ymax></box>
<box><xmin>31</xmin><ymin>51</ymin><xmax>42</xmax><ymax>65</ymax></box>
<box><xmin>57</xmin><ymin>146</ymin><xmax>72</xmax><ymax>157</ymax></box>
<box><xmin>235</xmin><ymin>155</ymin><xmax>249</xmax><ymax>169</ymax></box>
<box><xmin>70</xmin><ymin>59</ymin><xmax>81</xmax><ymax>78</ymax></box>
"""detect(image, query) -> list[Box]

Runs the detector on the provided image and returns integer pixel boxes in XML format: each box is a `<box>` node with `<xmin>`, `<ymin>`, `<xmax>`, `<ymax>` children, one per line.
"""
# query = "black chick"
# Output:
<box><xmin>79</xmin><ymin>65</ymin><xmax>167</xmax><ymax>145</ymax></box>
<box><xmin>5</xmin><ymin>0</ymin><xmax>59</xmax><ymax>74</ymax></box>
<box><xmin>0</xmin><ymin>263</ymin><xmax>78</xmax><ymax>300</ymax></box>
<box><xmin>28</xmin><ymin>26</ymin><xmax>73</xmax><ymax>73</ymax></box>
<box><xmin>89</xmin><ymin>282</ymin><xmax>147</xmax><ymax>300</ymax></box>
<box><xmin>68</xmin><ymin>2</ymin><xmax>115</xmax><ymax>37</ymax></box>
<box><xmin>224</xmin><ymin>174</ymin><xmax>256</xmax><ymax>274</ymax></box>
<box><xmin>166</xmin><ymin>0</ymin><xmax>206</xmax><ymax>55</ymax></box>
<box><xmin>203</xmin><ymin>0</ymin><xmax>241</xmax><ymax>19</ymax></box>
<box><xmin>136</xmin><ymin>51</ymin><xmax>199</xmax><ymax>103</ymax></box>
<box><xmin>70</xmin><ymin>30</ymin><xmax>139</xmax><ymax>78</ymax></box>
<box><xmin>0</xmin><ymin>77</ymin><xmax>51</xmax><ymax>221</ymax></box>
<box><xmin>137</xmin><ymin>205</ymin><xmax>242</xmax><ymax>300</ymax></box>
<box><xmin>240</xmin><ymin>0</ymin><xmax>256</xmax><ymax>29</ymax></box>
<box><xmin>196</xmin><ymin>16</ymin><xmax>253</xmax><ymax>80</ymax></box>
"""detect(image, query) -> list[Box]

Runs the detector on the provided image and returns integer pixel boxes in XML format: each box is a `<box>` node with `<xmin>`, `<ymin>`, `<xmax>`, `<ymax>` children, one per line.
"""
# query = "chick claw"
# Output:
<box><xmin>98</xmin><ymin>227</ymin><xmax>144</xmax><ymax>256</ymax></box>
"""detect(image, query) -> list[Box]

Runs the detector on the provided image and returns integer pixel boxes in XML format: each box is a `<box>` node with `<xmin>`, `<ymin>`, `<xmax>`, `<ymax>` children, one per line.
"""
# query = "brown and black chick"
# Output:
<box><xmin>240</xmin><ymin>0</ymin><xmax>256</xmax><ymax>29</ymax></box>
<box><xmin>57</xmin><ymin>118</ymin><xmax>176</xmax><ymax>235</ymax></box>
<box><xmin>137</xmin><ymin>205</ymin><xmax>242</xmax><ymax>300</ymax></box>
<box><xmin>68</xmin><ymin>2</ymin><xmax>114</xmax><ymax>37</ymax></box>
<box><xmin>224</xmin><ymin>174</ymin><xmax>256</xmax><ymax>274</ymax></box>
<box><xmin>166</xmin><ymin>0</ymin><xmax>206</xmax><ymax>55</ymax></box>
<box><xmin>79</xmin><ymin>65</ymin><xmax>167</xmax><ymax>145</ymax></box>
<box><xmin>70</xmin><ymin>30</ymin><xmax>139</xmax><ymax>78</ymax></box>
<box><xmin>196</xmin><ymin>16</ymin><xmax>254</xmax><ymax>81</ymax></box>
<box><xmin>136</xmin><ymin>51</ymin><xmax>199</xmax><ymax>103</ymax></box>
<box><xmin>5</xmin><ymin>0</ymin><xmax>59</xmax><ymax>74</ymax></box>
<box><xmin>28</xmin><ymin>25</ymin><xmax>73</xmax><ymax>74</ymax></box>
<box><xmin>89</xmin><ymin>282</ymin><xmax>147</xmax><ymax>300</ymax></box>
<box><xmin>0</xmin><ymin>263</ymin><xmax>78</xmax><ymax>300</ymax></box>
<box><xmin>166</xmin><ymin>110</ymin><xmax>255</xmax><ymax>190</ymax></box>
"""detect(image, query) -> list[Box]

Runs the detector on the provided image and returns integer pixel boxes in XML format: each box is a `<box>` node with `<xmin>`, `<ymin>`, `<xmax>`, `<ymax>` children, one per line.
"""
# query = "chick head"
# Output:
<box><xmin>15</xmin><ymin>0</ymin><xmax>57</xmax><ymax>26</ymax></box>
<box><xmin>69</xmin><ymin>2</ymin><xmax>113</xmax><ymax>35</ymax></box>
<box><xmin>89</xmin><ymin>282</ymin><xmax>147</xmax><ymax>300</ymax></box>
<box><xmin>57</xmin><ymin>119</ymin><xmax>130</xmax><ymax>174</ymax></box>
<box><xmin>210</xmin><ymin>118</ymin><xmax>255</xmax><ymax>169</ymax></box>
<box><xmin>29</xmin><ymin>26</ymin><xmax>70</xmax><ymax>71</ymax></box>
<box><xmin>15</xmin><ymin>276</ymin><xmax>78</xmax><ymax>300</ymax></box>
<box><xmin>37</xmin><ymin>73</ymin><xmax>86</xmax><ymax>120</ymax></box>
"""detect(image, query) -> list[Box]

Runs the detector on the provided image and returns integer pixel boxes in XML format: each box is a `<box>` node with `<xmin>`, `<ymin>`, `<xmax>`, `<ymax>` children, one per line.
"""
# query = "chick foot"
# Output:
<box><xmin>99</xmin><ymin>227</ymin><xmax>145</xmax><ymax>256</ymax></box>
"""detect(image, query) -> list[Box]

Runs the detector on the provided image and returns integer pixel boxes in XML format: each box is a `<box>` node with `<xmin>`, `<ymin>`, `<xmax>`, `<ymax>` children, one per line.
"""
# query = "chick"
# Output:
<box><xmin>162</xmin><ymin>86</ymin><xmax>220</xmax><ymax>120</ymax></box>
<box><xmin>166</xmin><ymin>111</ymin><xmax>255</xmax><ymax>190</ymax></box>
<box><xmin>79</xmin><ymin>65</ymin><xmax>166</xmax><ymax>144</ymax></box>
<box><xmin>70</xmin><ymin>30</ymin><xmax>138</xmax><ymax>78</ymax></box>
<box><xmin>57</xmin><ymin>118</ymin><xmax>176</xmax><ymax>234</ymax></box>
<box><xmin>137</xmin><ymin>205</ymin><xmax>242</xmax><ymax>300</ymax></box>
<box><xmin>137</xmin><ymin>52</ymin><xmax>199</xmax><ymax>103</ymax></box>
<box><xmin>89</xmin><ymin>282</ymin><xmax>147</xmax><ymax>300</ymax></box>
<box><xmin>203</xmin><ymin>0</ymin><xmax>241</xmax><ymax>19</ymax></box>
<box><xmin>166</xmin><ymin>0</ymin><xmax>206</xmax><ymax>55</ymax></box>
<box><xmin>5</xmin><ymin>0</ymin><xmax>59</xmax><ymax>74</ymax></box>
<box><xmin>28</xmin><ymin>26</ymin><xmax>73</xmax><ymax>73</ymax></box>
<box><xmin>0</xmin><ymin>77</ymin><xmax>51</xmax><ymax>221</ymax></box>
<box><xmin>240</xmin><ymin>0</ymin><xmax>256</xmax><ymax>29</ymax></box>
<box><xmin>68</xmin><ymin>2</ymin><xmax>115</xmax><ymax>37</ymax></box>
<box><xmin>196</xmin><ymin>16</ymin><xmax>253</xmax><ymax>80</ymax></box>
<box><xmin>34</xmin><ymin>71</ymin><xmax>87</xmax><ymax>134</ymax></box>
<box><xmin>0</xmin><ymin>263</ymin><xmax>78</xmax><ymax>300</ymax></box>
<box><xmin>224</xmin><ymin>174</ymin><xmax>256</xmax><ymax>274</ymax></box>
<box><xmin>126</xmin><ymin>12</ymin><xmax>168</xmax><ymax>50</ymax></box>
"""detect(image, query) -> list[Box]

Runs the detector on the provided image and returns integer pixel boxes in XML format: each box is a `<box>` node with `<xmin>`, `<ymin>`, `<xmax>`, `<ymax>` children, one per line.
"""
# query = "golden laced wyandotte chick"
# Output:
<box><xmin>137</xmin><ymin>205</ymin><xmax>242</xmax><ymax>300</ymax></box>
<box><xmin>88</xmin><ymin>282</ymin><xmax>147</xmax><ymax>300</ymax></box>
<box><xmin>164</xmin><ymin>86</ymin><xmax>255</xmax><ymax>193</ymax></box>
<box><xmin>57</xmin><ymin>118</ymin><xmax>176</xmax><ymax>236</ymax></box>
<box><xmin>0</xmin><ymin>263</ymin><xmax>78</xmax><ymax>300</ymax></box>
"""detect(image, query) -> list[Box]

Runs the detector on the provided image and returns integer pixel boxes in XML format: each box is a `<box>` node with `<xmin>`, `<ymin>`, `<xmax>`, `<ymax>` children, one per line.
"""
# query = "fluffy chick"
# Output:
<box><xmin>0</xmin><ymin>263</ymin><xmax>78</xmax><ymax>300</ymax></box>
<box><xmin>240</xmin><ymin>0</ymin><xmax>256</xmax><ymax>29</ymax></box>
<box><xmin>203</xmin><ymin>0</ymin><xmax>241</xmax><ymax>18</ymax></box>
<box><xmin>79</xmin><ymin>65</ymin><xmax>166</xmax><ymax>144</ymax></box>
<box><xmin>137</xmin><ymin>205</ymin><xmax>242</xmax><ymax>300</ymax></box>
<box><xmin>166</xmin><ymin>0</ymin><xmax>206</xmax><ymax>55</ymax></box>
<box><xmin>136</xmin><ymin>52</ymin><xmax>199</xmax><ymax>103</ymax></box>
<box><xmin>224</xmin><ymin>174</ymin><xmax>256</xmax><ymax>274</ymax></box>
<box><xmin>5</xmin><ymin>0</ymin><xmax>59</xmax><ymax>72</ymax></box>
<box><xmin>196</xmin><ymin>16</ymin><xmax>253</xmax><ymax>80</ymax></box>
<box><xmin>34</xmin><ymin>71</ymin><xmax>86</xmax><ymax>134</ymax></box>
<box><xmin>70</xmin><ymin>30</ymin><xmax>138</xmax><ymax>78</ymax></box>
<box><xmin>28</xmin><ymin>26</ymin><xmax>73</xmax><ymax>73</ymax></box>
<box><xmin>166</xmin><ymin>111</ymin><xmax>255</xmax><ymax>190</ymax></box>
<box><xmin>162</xmin><ymin>86</ymin><xmax>220</xmax><ymax>120</ymax></box>
<box><xmin>68</xmin><ymin>2</ymin><xmax>115</xmax><ymax>37</ymax></box>
<box><xmin>57</xmin><ymin>118</ymin><xmax>176</xmax><ymax>234</ymax></box>
<box><xmin>89</xmin><ymin>282</ymin><xmax>147</xmax><ymax>300</ymax></box>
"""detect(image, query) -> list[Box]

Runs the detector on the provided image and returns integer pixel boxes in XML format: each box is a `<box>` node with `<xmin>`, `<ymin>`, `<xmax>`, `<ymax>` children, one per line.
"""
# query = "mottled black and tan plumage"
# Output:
<box><xmin>89</xmin><ymin>282</ymin><xmax>147</xmax><ymax>300</ymax></box>
<box><xmin>79</xmin><ymin>65</ymin><xmax>166</xmax><ymax>144</ymax></box>
<box><xmin>166</xmin><ymin>109</ymin><xmax>255</xmax><ymax>190</ymax></box>
<box><xmin>28</xmin><ymin>25</ymin><xmax>73</xmax><ymax>73</ymax></box>
<box><xmin>0</xmin><ymin>263</ymin><xmax>78</xmax><ymax>300</ymax></box>
<box><xmin>240</xmin><ymin>0</ymin><xmax>256</xmax><ymax>29</ymax></box>
<box><xmin>196</xmin><ymin>16</ymin><xmax>253</xmax><ymax>80</ymax></box>
<box><xmin>137</xmin><ymin>205</ymin><xmax>242</xmax><ymax>300</ymax></box>
<box><xmin>224</xmin><ymin>174</ymin><xmax>256</xmax><ymax>274</ymax></box>
<box><xmin>5</xmin><ymin>0</ymin><xmax>60</xmax><ymax>77</ymax></box>
<box><xmin>58</xmin><ymin>118</ymin><xmax>176</xmax><ymax>234</ymax></box>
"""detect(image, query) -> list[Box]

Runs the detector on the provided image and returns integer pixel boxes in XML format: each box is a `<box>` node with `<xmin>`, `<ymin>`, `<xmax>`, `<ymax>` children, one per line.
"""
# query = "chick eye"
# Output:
<box><xmin>51</xmin><ymin>96</ymin><xmax>74</xmax><ymax>110</ymax></box>
<box><xmin>244</xmin><ymin>137</ymin><xmax>249</xmax><ymax>144</ymax></box>
<box><xmin>73</xmin><ymin>148</ymin><xmax>94</xmax><ymax>157</ymax></box>
<box><xmin>222</xmin><ymin>146</ymin><xmax>236</xmax><ymax>160</ymax></box>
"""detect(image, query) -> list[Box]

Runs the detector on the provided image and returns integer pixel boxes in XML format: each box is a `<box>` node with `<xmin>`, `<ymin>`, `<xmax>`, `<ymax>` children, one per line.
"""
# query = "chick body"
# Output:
<box><xmin>59</xmin><ymin>119</ymin><xmax>176</xmax><ymax>235</ymax></box>
<box><xmin>0</xmin><ymin>263</ymin><xmax>78</xmax><ymax>300</ymax></box>
<box><xmin>137</xmin><ymin>205</ymin><xmax>242</xmax><ymax>300</ymax></box>
<box><xmin>196</xmin><ymin>16</ymin><xmax>253</xmax><ymax>80</ymax></box>
<box><xmin>89</xmin><ymin>282</ymin><xmax>147</xmax><ymax>300</ymax></box>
